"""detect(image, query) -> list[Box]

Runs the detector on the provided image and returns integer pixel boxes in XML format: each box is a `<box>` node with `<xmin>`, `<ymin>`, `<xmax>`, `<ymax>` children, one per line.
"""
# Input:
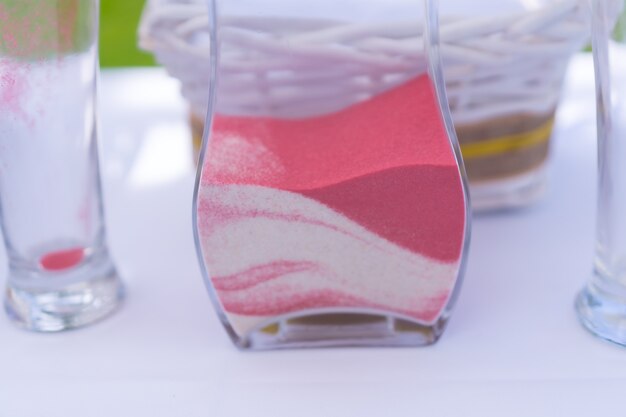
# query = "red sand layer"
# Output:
<box><xmin>204</xmin><ymin>75</ymin><xmax>457</xmax><ymax>190</ymax></box>
<box><xmin>199</xmin><ymin>165</ymin><xmax>464</xmax><ymax>262</ymax></box>
<box><xmin>40</xmin><ymin>247</ymin><xmax>84</xmax><ymax>271</ymax></box>
<box><xmin>297</xmin><ymin>165</ymin><xmax>464</xmax><ymax>262</ymax></box>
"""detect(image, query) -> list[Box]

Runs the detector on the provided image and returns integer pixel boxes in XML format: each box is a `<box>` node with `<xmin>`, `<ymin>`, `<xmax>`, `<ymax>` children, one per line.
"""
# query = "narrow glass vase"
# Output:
<box><xmin>0</xmin><ymin>0</ymin><xmax>124</xmax><ymax>331</ymax></box>
<box><xmin>575</xmin><ymin>0</ymin><xmax>626</xmax><ymax>346</ymax></box>
<box><xmin>194</xmin><ymin>0</ymin><xmax>470</xmax><ymax>349</ymax></box>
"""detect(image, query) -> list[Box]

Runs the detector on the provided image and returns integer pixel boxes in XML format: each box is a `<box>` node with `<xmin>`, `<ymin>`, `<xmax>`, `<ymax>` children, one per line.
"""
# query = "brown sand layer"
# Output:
<box><xmin>456</xmin><ymin>111</ymin><xmax>554</xmax><ymax>181</ymax></box>
<box><xmin>463</xmin><ymin>140</ymin><xmax>549</xmax><ymax>181</ymax></box>
<box><xmin>191</xmin><ymin>112</ymin><xmax>204</xmax><ymax>163</ymax></box>
<box><xmin>265</xmin><ymin>314</ymin><xmax>436</xmax><ymax>338</ymax></box>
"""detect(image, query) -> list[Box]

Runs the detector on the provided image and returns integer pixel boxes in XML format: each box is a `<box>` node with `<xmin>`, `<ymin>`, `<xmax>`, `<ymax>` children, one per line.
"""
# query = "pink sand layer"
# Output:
<box><xmin>202</xmin><ymin>75</ymin><xmax>465</xmax><ymax>260</ymax></box>
<box><xmin>198</xmin><ymin>184</ymin><xmax>459</xmax><ymax>330</ymax></box>
<box><xmin>203</xmin><ymin>75</ymin><xmax>457</xmax><ymax>190</ymax></box>
<box><xmin>212</xmin><ymin>260</ymin><xmax>447</xmax><ymax>322</ymax></box>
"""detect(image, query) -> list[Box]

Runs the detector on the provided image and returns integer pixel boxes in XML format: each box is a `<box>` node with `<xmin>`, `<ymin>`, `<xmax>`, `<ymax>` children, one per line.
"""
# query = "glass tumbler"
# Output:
<box><xmin>0</xmin><ymin>0</ymin><xmax>124</xmax><ymax>331</ymax></box>
<box><xmin>439</xmin><ymin>0</ymin><xmax>590</xmax><ymax>211</ymax></box>
<box><xmin>194</xmin><ymin>0</ymin><xmax>470</xmax><ymax>349</ymax></box>
<box><xmin>575</xmin><ymin>0</ymin><xmax>626</xmax><ymax>345</ymax></box>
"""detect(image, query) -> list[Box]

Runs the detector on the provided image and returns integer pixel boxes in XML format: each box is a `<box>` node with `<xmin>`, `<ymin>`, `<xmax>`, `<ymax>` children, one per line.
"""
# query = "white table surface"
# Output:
<box><xmin>2</xmin><ymin>54</ymin><xmax>625</xmax><ymax>416</ymax></box>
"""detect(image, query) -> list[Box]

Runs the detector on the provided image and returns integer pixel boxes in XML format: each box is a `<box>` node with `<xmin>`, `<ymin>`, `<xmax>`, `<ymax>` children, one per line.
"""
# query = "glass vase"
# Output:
<box><xmin>575</xmin><ymin>0</ymin><xmax>626</xmax><ymax>346</ymax></box>
<box><xmin>194</xmin><ymin>0</ymin><xmax>470</xmax><ymax>349</ymax></box>
<box><xmin>439</xmin><ymin>0</ymin><xmax>590</xmax><ymax>211</ymax></box>
<box><xmin>0</xmin><ymin>0</ymin><xmax>124</xmax><ymax>331</ymax></box>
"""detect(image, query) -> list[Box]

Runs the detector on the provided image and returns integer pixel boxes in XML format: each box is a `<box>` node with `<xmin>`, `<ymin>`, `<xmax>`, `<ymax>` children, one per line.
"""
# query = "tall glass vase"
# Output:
<box><xmin>575</xmin><ymin>0</ymin><xmax>626</xmax><ymax>345</ymax></box>
<box><xmin>0</xmin><ymin>0</ymin><xmax>124</xmax><ymax>331</ymax></box>
<box><xmin>193</xmin><ymin>0</ymin><xmax>470</xmax><ymax>349</ymax></box>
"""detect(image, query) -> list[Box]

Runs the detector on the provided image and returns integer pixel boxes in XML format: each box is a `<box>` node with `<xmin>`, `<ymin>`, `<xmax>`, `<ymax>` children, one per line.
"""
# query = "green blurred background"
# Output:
<box><xmin>100</xmin><ymin>0</ymin><xmax>155</xmax><ymax>67</ymax></box>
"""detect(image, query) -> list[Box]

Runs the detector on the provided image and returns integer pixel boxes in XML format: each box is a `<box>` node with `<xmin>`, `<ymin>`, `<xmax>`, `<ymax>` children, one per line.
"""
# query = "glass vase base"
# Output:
<box><xmin>231</xmin><ymin>312</ymin><xmax>448</xmax><ymax>350</ymax></box>
<box><xmin>4</xmin><ymin>270</ymin><xmax>124</xmax><ymax>332</ymax></box>
<box><xmin>470</xmin><ymin>166</ymin><xmax>547</xmax><ymax>212</ymax></box>
<box><xmin>575</xmin><ymin>284</ymin><xmax>626</xmax><ymax>347</ymax></box>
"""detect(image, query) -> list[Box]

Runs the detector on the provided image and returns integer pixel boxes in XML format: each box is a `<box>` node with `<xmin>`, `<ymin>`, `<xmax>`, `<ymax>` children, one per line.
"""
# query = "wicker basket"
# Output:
<box><xmin>139</xmin><ymin>0</ymin><xmax>590</xmax><ymax>209</ymax></box>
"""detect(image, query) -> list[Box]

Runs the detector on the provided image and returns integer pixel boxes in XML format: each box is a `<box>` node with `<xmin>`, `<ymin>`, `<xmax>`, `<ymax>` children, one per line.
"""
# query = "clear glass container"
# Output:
<box><xmin>193</xmin><ymin>0</ymin><xmax>470</xmax><ymax>349</ymax></box>
<box><xmin>439</xmin><ymin>0</ymin><xmax>590</xmax><ymax>211</ymax></box>
<box><xmin>575</xmin><ymin>0</ymin><xmax>626</xmax><ymax>346</ymax></box>
<box><xmin>0</xmin><ymin>0</ymin><xmax>124</xmax><ymax>331</ymax></box>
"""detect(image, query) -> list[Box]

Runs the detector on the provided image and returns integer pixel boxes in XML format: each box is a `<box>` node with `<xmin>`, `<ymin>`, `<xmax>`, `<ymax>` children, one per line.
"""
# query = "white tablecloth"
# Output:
<box><xmin>1</xmin><ymin>55</ymin><xmax>625</xmax><ymax>416</ymax></box>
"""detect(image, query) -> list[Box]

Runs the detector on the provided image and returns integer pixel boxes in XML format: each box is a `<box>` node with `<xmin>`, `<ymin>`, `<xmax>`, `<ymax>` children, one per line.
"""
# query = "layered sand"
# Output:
<box><xmin>197</xmin><ymin>75</ymin><xmax>466</xmax><ymax>336</ymax></box>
